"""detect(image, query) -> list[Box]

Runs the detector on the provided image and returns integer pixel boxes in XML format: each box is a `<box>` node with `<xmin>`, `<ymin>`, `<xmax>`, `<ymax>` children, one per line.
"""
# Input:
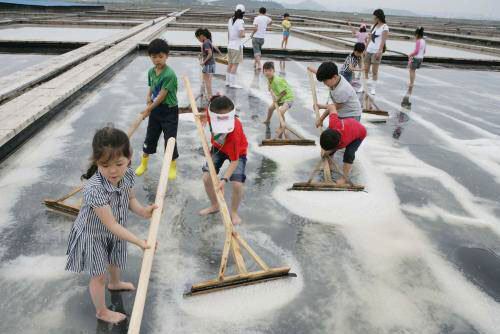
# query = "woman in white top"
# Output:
<box><xmin>404</xmin><ymin>27</ymin><xmax>426</xmax><ymax>105</ymax></box>
<box><xmin>364</xmin><ymin>9</ymin><xmax>389</xmax><ymax>96</ymax></box>
<box><xmin>226</xmin><ymin>4</ymin><xmax>246</xmax><ymax>88</ymax></box>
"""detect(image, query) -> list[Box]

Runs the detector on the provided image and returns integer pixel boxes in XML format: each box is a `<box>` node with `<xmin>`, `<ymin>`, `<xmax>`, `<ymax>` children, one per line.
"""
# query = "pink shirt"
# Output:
<box><xmin>409</xmin><ymin>39</ymin><xmax>426</xmax><ymax>59</ymax></box>
<box><xmin>356</xmin><ymin>31</ymin><xmax>368</xmax><ymax>44</ymax></box>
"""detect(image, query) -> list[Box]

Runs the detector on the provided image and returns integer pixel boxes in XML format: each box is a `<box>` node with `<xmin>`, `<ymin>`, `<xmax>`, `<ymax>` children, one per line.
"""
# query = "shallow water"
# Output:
<box><xmin>345</xmin><ymin>37</ymin><xmax>500</xmax><ymax>60</ymax></box>
<box><xmin>0</xmin><ymin>54</ymin><xmax>499</xmax><ymax>333</ymax></box>
<box><xmin>162</xmin><ymin>29</ymin><xmax>347</xmax><ymax>51</ymax></box>
<box><xmin>0</xmin><ymin>25</ymin><xmax>127</xmax><ymax>42</ymax></box>
<box><xmin>0</xmin><ymin>53</ymin><xmax>53</xmax><ymax>77</ymax></box>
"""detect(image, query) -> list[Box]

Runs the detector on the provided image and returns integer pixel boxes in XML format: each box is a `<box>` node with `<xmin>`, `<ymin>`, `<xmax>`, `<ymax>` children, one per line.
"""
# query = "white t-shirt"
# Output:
<box><xmin>228</xmin><ymin>18</ymin><xmax>245</xmax><ymax>50</ymax></box>
<box><xmin>329</xmin><ymin>75</ymin><xmax>362</xmax><ymax>118</ymax></box>
<box><xmin>253</xmin><ymin>15</ymin><xmax>272</xmax><ymax>39</ymax></box>
<box><xmin>367</xmin><ymin>23</ymin><xmax>389</xmax><ymax>53</ymax></box>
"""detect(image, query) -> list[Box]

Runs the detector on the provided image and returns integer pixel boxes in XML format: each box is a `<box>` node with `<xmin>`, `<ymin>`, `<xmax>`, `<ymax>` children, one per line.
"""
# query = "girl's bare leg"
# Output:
<box><xmin>263</xmin><ymin>103</ymin><xmax>275</xmax><ymax>123</ymax></box>
<box><xmin>199</xmin><ymin>172</ymin><xmax>219</xmax><ymax>215</ymax></box>
<box><xmin>90</xmin><ymin>274</ymin><xmax>126</xmax><ymax>324</ymax></box>
<box><xmin>108</xmin><ymin>265</ymin><xmax>135</xmax><ymax>291</ymax></box>
<box><xmin>204</xmin><ymin>73</ymin><xmax>213</xmax><ymax>99</ymax></box>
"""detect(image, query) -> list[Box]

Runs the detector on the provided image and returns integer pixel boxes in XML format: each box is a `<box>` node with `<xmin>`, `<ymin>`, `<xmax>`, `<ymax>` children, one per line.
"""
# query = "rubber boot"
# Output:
<box><xmin>168</xmin><ymin>160</ymin><xmax>177</xmax><ymax>180</ymax></box>
<box><xmin>225</xmin><ymin>73</ymin><xmax>230</xmax><ymax>86</ymax></box>
<box><xmin>135</xmin><ymin>155</ymin><xmax>149</xmax><ymax>176</ymax></box>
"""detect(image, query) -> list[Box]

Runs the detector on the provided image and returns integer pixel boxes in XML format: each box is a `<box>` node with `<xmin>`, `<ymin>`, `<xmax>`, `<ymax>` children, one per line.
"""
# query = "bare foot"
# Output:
<box><xmin>199</xmin><ymin>206</ymin><xmax>219</xmax><ymax>216</ymax></box>
<box><xmin>335</xmin><ymin>177</ymin><xmax>347</xmax><ymax>186</ymax></box>
<box><xmin>108</xmin><ymin>281</ymin><xmax>135</xmax><ymax>291</ymax></box>
<box><xmin>231</xmin><ymin>212</ymin><xmax>242</xmax><ymax>225</ymax></box>
<box><xmin>96</xmin><ymin>308</ymin><xmax>126</xmax><ymax>324</ymax></box>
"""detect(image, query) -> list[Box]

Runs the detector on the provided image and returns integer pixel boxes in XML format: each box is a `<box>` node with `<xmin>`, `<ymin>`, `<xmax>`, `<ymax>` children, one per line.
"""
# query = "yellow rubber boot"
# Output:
<box><xmin>135</xmin><ymin>155</ymin><xmax>149</xmax><ymax>176</ymax></box>
<box><xmin>168</xmin><ymin>160</ymin><xmax>176</xmax><ymax>180</ymax></box>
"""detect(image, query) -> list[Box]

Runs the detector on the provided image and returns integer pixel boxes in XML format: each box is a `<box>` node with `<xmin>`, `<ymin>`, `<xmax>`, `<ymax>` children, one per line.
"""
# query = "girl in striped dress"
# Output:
<box><xmin>65</xmin><ymin>127</ymin><xmax>157</xmax><ymax>324</ymax></box>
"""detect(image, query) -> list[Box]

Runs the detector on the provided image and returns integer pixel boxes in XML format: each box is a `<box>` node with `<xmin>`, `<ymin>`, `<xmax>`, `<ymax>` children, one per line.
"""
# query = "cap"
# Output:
<box><xmin>236</xmin><ymin>4</ymin><xmax>245</xmax><ymax>12</ymax></box>
<box><xmin>209</xmin><ymin>109</ymin><xmax>235</xmax><ymax>134</ymax></box>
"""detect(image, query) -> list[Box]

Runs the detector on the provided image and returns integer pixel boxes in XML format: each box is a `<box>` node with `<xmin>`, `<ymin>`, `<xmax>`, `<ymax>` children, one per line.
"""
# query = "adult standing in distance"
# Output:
<box><xmin>251</xmin><ymin>7</ymin><xmax>272</xmax><ymax>71</ymax></box>
<box><xmin>364</xmin><ymin>9</ymin><xmax>389</xmax><ymax>96</ymax></box>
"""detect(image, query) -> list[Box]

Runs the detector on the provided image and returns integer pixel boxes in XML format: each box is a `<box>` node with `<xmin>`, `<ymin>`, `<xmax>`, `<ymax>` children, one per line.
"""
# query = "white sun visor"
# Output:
<box><xmin>209</xmin><ymin>109</ymin><xmax>235</xmax><ymax>134</ymax></box>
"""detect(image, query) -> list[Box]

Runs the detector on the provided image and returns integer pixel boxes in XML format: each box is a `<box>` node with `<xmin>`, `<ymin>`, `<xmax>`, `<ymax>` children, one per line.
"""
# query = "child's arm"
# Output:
<box><xmin>146</xmin><ymin>87</ymin><xmax>152</xmax><ymax>105</ymax></box>
<box><xmin>218</xmin><ymin>160</ymin><xmax>239</xmax><ymax>193</ymax></box>
<box><xmin>316</xmin><ymin>104</ymin><xmax>338</xmax><ymax>128</ymax></box>
<box><xmin>94</xmin><ymin>206</ymin><xmax>149</xmax><ymax>249</ymax></box>
<box><xmin>142</xmin><ymin>89</ymin><xmax>167</xmax><ymax>118</ymax></box>
<box><xmin>129</xmin><ymin>189</ymin><xmax>158</xmax><ymax>219</ymax></box>
<box><xmin>213</xmin><ymin>45</ymin><xmax>223</xmax><ymax>55</ymax></box>
<box><xmin>307</xmin><ymin>66</ymin><xmax>317</xmax><ymax>74</ymax></box>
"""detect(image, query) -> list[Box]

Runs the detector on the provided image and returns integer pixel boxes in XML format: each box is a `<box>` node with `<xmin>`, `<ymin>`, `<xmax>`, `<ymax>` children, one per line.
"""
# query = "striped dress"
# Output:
<box><xmin>65</xmin><ymin>168</ymin><xmax>135</xmax><ymax>277</ymax></box>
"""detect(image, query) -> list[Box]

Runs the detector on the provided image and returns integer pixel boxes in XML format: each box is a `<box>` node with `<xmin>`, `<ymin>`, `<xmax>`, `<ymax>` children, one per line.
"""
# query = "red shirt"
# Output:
<box><xmin>328</xmin><ymin>113</ymin><xmax>366</xmax><ymax>148</ymax></box>
<box><xmin>210</xmin><ymin>117</ymin><xmax>248</xmax><ymax>161</ymax></box>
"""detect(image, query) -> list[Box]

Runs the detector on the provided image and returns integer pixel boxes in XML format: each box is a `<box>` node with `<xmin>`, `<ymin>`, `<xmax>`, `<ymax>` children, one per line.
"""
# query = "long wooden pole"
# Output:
<box><xmin>128</xmin><ymin>137</ymin><xmax>176</xmax><ymax>334</ymax></box>
<box><xmin>183</xmin><ymin>76</ymin><xmax>235</xmax><ymax>281</ymax></box>
<box><xmin>307</xmin><ymin>70</ymin><xmax>333</xmax><ymax>182</ymax></box>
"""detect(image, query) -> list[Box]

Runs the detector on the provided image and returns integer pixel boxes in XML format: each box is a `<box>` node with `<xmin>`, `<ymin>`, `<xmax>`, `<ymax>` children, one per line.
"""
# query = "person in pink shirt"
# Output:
<box><xmin>348</xmin><ymin>21</ymin><xmax>369</xmax><ymax>46</ymax></box>
<box><xmin>404</xmin><ymin>27</ymin><xmax>426</xmax><ymax>105</ymax></box>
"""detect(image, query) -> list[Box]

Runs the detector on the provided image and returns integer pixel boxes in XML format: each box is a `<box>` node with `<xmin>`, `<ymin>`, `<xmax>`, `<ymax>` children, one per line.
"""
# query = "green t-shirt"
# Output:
<box><xmin>148</xmin><ymin>65</ymin><xmax>178</xmax><ymax>106</ymax></box>
<box><xmin>269</xmin><ymin>75</ymin><xmax>294</xmax><ymax>104</ymax></box>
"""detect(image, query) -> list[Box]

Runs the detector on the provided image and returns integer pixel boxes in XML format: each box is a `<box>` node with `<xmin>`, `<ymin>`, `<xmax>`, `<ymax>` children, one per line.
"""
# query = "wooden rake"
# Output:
<box><xmin>289</xmin><ymin>71</ymin><xmax>364</xmax><ymax>192</ymax></box>
<box><xmin>43</xmin><ymin>113</ymin><xmax>146</xmax><ymax>216</ymax></box>
<box><xmin>183</xmin><ymin>76</ymin><xmax>296</xmax><ymax>297</ymax></box>
<box><xmin>260</xmin><ymin>94</ymin><xmax>315</xmax><ymax>146</ymax></box>
<box><xmin>362</xmin><ymin>78</ymin><xmax>389</xmax><ymax>117</ymax></box>
<box><xmin>128</xmin><ymin>138</ymin><xmax>176</xmax><ymax>334</ymax></box>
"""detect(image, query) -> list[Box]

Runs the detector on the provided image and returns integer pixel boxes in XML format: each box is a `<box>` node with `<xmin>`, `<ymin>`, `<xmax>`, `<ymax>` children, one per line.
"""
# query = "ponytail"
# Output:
<box><xmin>81</xmin><ymin>163</ymin><xmax>98</xmax><ymax>180</ymax></box>
<box><xmin>415</xmin><ymin>27</ymin><xmax>424</xmax><ymax>38</ymax></box>
<box><xmin>232</xmin><ymin>9</ymin><xmax>244</xmax><ymax>24</ymax></box>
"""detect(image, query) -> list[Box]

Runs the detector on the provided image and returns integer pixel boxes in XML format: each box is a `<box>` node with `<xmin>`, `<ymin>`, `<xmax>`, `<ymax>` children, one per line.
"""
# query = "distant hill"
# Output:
<box><xmin>289</xmin><ymin>0</ymin><xmax>328</xmax><ymax>11</ymax></box>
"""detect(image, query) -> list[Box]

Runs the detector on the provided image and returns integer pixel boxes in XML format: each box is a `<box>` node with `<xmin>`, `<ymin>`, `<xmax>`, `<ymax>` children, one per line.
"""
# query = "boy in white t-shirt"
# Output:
<box><xmin>226</xmin><ymin>4</ymin><xmax>245</xmax><ymax>89</ymax></box>
<box><xmin>251</xmin><ymin>7</ymin><xmax>272</xmax><ymax>71</ymax></box>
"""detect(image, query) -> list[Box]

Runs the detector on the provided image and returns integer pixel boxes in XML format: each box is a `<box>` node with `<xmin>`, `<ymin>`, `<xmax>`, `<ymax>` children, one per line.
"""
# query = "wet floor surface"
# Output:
<box><xmin>0</xmin><ymin>53</ymin><xmax>53</xmax><ymax>77</ymax></box>
<box><xmin>162</xmin><ymin>29</ymin><xmax>346</xmax><ymax>51</ymax></box>
<box><xmin>0</xmin><ymin>54</ymin><xmax>499</xmax><ymax>333</ymax></box>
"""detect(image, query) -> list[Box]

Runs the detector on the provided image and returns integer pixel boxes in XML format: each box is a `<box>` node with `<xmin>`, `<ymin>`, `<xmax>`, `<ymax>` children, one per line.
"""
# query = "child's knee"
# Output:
<box><xmin>231</xmin><ymin>180</ymin><xmax>244</xmax><ymax>191</ymax></box>
<box><xmin>91</xmin><ymin>274</ymin><xmax>107</xmax><ymax>284</ymax></box>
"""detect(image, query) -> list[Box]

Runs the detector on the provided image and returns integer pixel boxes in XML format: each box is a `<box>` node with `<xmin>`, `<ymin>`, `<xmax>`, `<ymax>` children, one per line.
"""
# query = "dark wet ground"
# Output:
<box><xmin>0</xmin><ymin>54</ymin><xmax>499</xmax><ymax>334</ymax></box>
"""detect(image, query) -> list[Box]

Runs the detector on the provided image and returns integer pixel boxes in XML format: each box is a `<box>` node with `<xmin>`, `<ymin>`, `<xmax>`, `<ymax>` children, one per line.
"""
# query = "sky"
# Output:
<box><xmin>282</xmin><ymin>0</ymin><xmax>500</xmax><ymax>20</ymax></box>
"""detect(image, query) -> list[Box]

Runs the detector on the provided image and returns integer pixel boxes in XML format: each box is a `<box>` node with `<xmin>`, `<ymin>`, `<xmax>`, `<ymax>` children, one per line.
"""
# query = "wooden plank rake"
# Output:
<box><xmin>362</xmin><ymin>78</ymin><xmax>389</xmax><ymax>117</ymax></box>
<box><xmin>289</xmin><ymin>71</ymin><xmax>364</xmax><ymax>192</ymax></box>
<box><xmin>260</xmin><ymin>93</ymin><xmax>315</xmax><ymax>146</ymax></box>
<box><xmin>128</xmin><ymin>138</ymin><xmax>176</xmax><ymax>334</ymax></box>
<box><xmin>43</xmin><ymin>113</ymin><xmax>146</xmax><ymax>216</ymax></box>
<box><xmin>183</xmin><ymin>76</ymin><xmax>296</xmax><ymax>297</ymax></box>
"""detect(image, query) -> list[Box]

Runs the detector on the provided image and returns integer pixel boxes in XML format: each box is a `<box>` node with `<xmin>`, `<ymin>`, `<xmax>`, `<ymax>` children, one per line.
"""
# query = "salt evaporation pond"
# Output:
<box><xmin>162</xmin><ymin>29</ymin><xmax>347</xmax><ymax>51</ymax></box>
<box><xmin>0</xmin><ymin>25</ymin><xmax>127</xmax><ymax>42</ymax></box>
<box><xmin>0</xmin><ymin>52</ymin><xmax>499</xmax><ymax>333</ymax></box>
<box><xmin>0</xmin><ymin>53</ymin><xmax>53</xmax><ymax>77</ymax></box>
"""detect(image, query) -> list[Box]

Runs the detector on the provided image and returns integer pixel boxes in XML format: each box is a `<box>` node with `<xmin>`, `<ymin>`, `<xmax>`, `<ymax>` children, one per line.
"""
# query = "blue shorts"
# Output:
<box><xmin>202</xmin><ymin>149</ymin><xmax>247</xmax><ymax>183</ymax></box>
<box><xmin>283</xmin><ymin>31</ymin><xmax>290</xmax><ymax>38</ymax></box>
<box><xmin>340</xmin><ymin>71</ymin><xmax>353</xmax><ymax>83</ymax></box>
<box><xmin>202</xmin><ymin>63</ymin><xmax>215</xmax><ymax>74</ymax></box>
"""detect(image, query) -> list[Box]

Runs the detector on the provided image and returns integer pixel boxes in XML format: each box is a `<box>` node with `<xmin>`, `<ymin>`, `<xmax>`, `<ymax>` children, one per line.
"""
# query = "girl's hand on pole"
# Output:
<box><xmin>143</xmin><ymin>204</ymin><xmax>158</xmax><ymax>219</ymax></box>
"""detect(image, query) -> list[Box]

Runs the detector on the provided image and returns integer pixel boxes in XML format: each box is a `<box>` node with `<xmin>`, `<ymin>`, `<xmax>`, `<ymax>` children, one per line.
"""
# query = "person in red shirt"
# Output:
<box><xmin>319</xmin><ymin>105</ymin><xmax>367</xmax><ymax>185</ymax></box>
<box><xmin>198</xmin><ymin>95</ymin><xmax>248</xmax><ymax>224</ymax></box>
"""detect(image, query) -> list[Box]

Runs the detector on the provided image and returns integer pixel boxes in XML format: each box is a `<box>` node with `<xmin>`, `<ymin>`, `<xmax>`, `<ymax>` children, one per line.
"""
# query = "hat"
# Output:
<box><xmin>236</xmin><ymin>4</ymin><xmax>245</xmax><ymax>12</ymax></box>
<box><xmin>209</xmin><ymin>109</ymin><xmax>235</xmax><ymax>134</ymax></box>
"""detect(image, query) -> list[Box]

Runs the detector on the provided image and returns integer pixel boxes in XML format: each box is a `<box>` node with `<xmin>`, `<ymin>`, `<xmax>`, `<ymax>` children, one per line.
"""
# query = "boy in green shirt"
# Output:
<box><xmin>135</xmin><ymin>38</ymin><xmax>179</xmax><ymax>179</ymax></box>
<box><xmin>262</xmin><ymin>61</ymin><xmax>295</xmax><ymax>138</ymax></box>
